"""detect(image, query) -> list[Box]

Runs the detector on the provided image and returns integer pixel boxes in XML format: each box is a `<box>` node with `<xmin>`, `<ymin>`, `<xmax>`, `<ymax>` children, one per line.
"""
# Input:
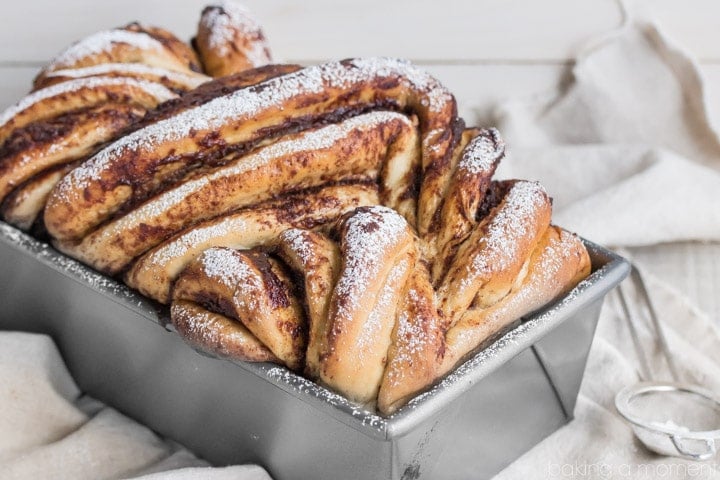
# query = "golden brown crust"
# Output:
<box><xmin>378</xmin><ymin>114</ymin><xmax>422</xmax><ymax>227</ymax></box>
<box><xmin>172</xmin><ymin>247</ymin><xmax>307</xmax><ymax>371</ymax></box>
<box><xmin>55</xmin><ymin>112</ymin><xmax>417</xmax><ymax>275</ymax></box>
<box><xmin>124</xmin><ymin>23</ymin><xmax>202</xmax><ymax>73</ymax></box>
<box><xmin>130</xmin><ymin>64</ymin><xmax>302</xmax><ymax>130</ymax></box>
<box><xmin>0</xmin><ymin>102</ymin><xmax>149</xmax><ymax>204</ymax></box>
<box><xmin>1</xmin><ymin>165</ymin><xmax>74</xmax><ymax>231</ymax></box>
<box><xmin>440</xmin><ymin>226</ymin><xmax>592</xmax><ymax>376</ymax></box>
<box><xmin>33</xmin><ymin>24</ymin><xmax>202</xmax><ymax>88</ymax></box>
<box><xmin>431</xmin><ymin>128</ymin><xmax>503</xmax><ymax>283</ymax></box>
<box><xmin>319</xmin><ymin>207</ymin><xmax>418</xmax><ymax>404</ymax></box>
<box><xmin>0</xmin><ymin>77</ymin><xmax>177</xmax><ymax>231</ymax></box>
<box><xmin>0</xmin><ymin>77</ymin><xmax>175</xmax><ymax>149</ymax></box>
<box><xmin>437</xmin><ymin>180</ymin><xmax>552</xmax><ymax>326</ymax></box>
<box><xmin>43</xmin><ymin>58</ymin><xmax>458</xmax><ymax>242</ymax></box>
<box><xmin>275</xmin><ymin>229</ymin><xmax>341</xmax><ymax>379</ymax></box>
<box><xmin>126</xmin><ymin>182</ymin><xmax>378</xmax><ymax>304</ymax></box>
<box><xmin>34</xmin><ymin>64</ymin><xmax>210</xmax><ymax>92</ymax></box>
<box><xmin>171</xmin><ymin>300</ymin><xmax>278</xmax><ymax>363</ymax></box>
<box><xmin>195</xmin><ymin>2</ymin><xmax>272</xmax><ymax>77</ymax></box>
<box><xmin>377</xmin><ymin>262</ymin><xmax>446</xmax><ymax>415</ymax></box>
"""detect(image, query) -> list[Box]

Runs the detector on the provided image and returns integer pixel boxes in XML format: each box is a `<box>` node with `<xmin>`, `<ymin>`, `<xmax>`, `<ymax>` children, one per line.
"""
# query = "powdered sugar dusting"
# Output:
<box><xmin>200</xmin><ymin>248</ymin><xmax>250</xmax><ymax>290</ymax></box>
<box><xmin>490</xmin><ymin>231</ymin><xmax>582</xmax><ymax>318</ymax></box>
<box><xmin>334</xmin><ymin>206</ymin><xmax>408</xmax><ymax>324</ymax></box>
<box><xmin>458</xmin><ymin>128</ymin><xmax>505</xmax><ymax>175</ymax></box>
<box><xmin>145</xmin><ymin>215</ymin><xmax>251</xmax><ymax>270</ymax></box>
<box><xmin>202</xmin><ymin>1</ymin><xmax>269</xmax><ymax>64</ymax></box>
<box><xmin>67</xmin><ymin>57</ymin><xmax>449</xmax><ymax>191</ymax></box>
<box><xmin>403</xmin><ymin>291</ymin><xmax>428</xmax><ymax>357</ymax></box>
<box><xmin>91</xmin><ymin>175</ymin><xmax>211</xmax><ymax>243</ymax></box>
<box><xmin>332</xmin><ymin>58</ymin><xmax>452</xmax><ymax>114</ymax></box>
<box><xmin>280</xmin><ymin>228</ymin><xmax>316</xmax><ymax>264</ymax></box>
<box><xmin>176</xmin><ymin>304</ymin><xmax>220</xmax><ymax>346</ymax></box>
<box><xmin>175</xmin><ymin>303</ymin><xmax>260</xmax><ymax>353</ymax></box>
<box><xmin>468</xmin><ymin>181</ymin><xmax>548</xmax><ymax>281</ymax></box>
<box><xmin>239</xmin><ymin>38</ymin><xmax>271</xmax><ymax>67</ymax></box>
<box><xmin>81</xmin><ymin>111</ymin><xmax>408</xmax><ymax>246</ymax></box>
<box><xmin>45</xmin><ymin>29</ymin><xmax>166</xmax><ymax>71</ymax></box>
<box><xmin>265</xmin><ymin>366</ymin><xmax>386</xmax><ymax>428</ymax></box>
<box><xmin>355</xmin><ymin>257</ymin><xmax>408</xmax><ymax>363</ymax></box>
<box><xmin>45</xmin><ymin>63</ymin><xmax>209</xmax><ymax>88</ymax></box>
<box><xmin>384</xmin><ymin>288</ymin><xmax>432</xmax><ymax>388</ymax></box>
<box><xmin>408</xmin><ymin>251</ymin><xmax>598</xmax><ymax>412</ymax></box>
<box><xmin>538</xmin><ymin>233</ymin><xmax>575</xmax><ymax>282</ymax></box>
<box><xmin>0</xmin><ymin>76</ymin><xmax>176</xmax><ymax>129</ymax></box>
<box><xmin>201</xmin><ymin>248</ymin><xmax>266</xmax><ymax>313</ymax></box>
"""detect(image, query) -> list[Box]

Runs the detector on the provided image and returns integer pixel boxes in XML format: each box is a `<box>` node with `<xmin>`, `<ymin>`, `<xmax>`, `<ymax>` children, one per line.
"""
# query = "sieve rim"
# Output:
<box><xmin>616</xmin><ymin>381</ymin><xmax>720</xmax><ymax>439</ymax></box>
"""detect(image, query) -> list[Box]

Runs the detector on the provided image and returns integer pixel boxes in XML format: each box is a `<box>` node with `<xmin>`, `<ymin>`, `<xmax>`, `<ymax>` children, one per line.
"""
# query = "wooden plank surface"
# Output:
<box><xmin>0</xmin><ymin>67</ymin><xmax>36</xmax><ymax>109</ymax></box>
<box><xmin>652</xmin><ymin>0</ymin><xmax>720</xmax><ymax>62</ymax></box>
<box><xmin>0</xmin><ymin>0</ymin><xmax>621</xmax><ymax>63</ymax></box>
<box><xmin>3</xmin><ymin>0</ymin><xmax>720</xmax><ymax>63</ymax></box>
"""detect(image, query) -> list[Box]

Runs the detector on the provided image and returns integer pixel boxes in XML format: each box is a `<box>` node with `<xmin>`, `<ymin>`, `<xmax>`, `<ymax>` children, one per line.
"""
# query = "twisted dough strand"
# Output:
<box><xmin>173</xmin><ymin>247</ymin><xmax>307</xmax><ymax>370</ymax></box>
<box><xmin>275</xmin><ymin>229</ymin><xmax>341</xmax><ymax>380</ymax></box>
<box><xmin>55</xmin><ymin>111</ymin><xmax>418</xmax><ymax>275</ymax></box>
<box><xmin>171</xmin><ymin>300</ymin><xmax>279</xmax><ymax>363</ymax></box>
<box><xmin>195</xmin><ymin>1</ymin><xmax>272</xmax><ymax>77</ymax></box>
<box><xmin>1</xmin><ymin>165</ymin><xmax>74</xmax><ymax>231</ymax></box>
<box><xmin>34</xmin><ymin>63</ymin><xmax>210</xmax><ymax>92</ymax></box>
<box><xmin>0</xmin><ymin>18</ymin><xmax>221</xmax><ymax>231</ymax></box>
<box><xmin>441</xmin><ymin>226</ymin><xmax>591</xmax><ymax>376</ymax></box>
<box><xmin>437</xmin><ymin>180</ymin><xmax>552</xmax><ymax>325</ymax></box>
<box><xmin>319</xmin><ymin>207</ymin><xmax>418</xmax><ymax>404</ymax></box>
<box><xmin>430</xmin><ymin>127</ymin><xmax>503</xmax><ymax>283</ymax></box>
<box><xmin>377</xmin><ymin>261</ymin><xmax>446</xmax><ymax>414</ymax></box>
<box><xmin>33</xmin><ymin>24</ymin><xmax>202</xmax><ymax>87</ymax></box>
<box><xmin>0</xmin><ymin>78</ymin><xmax>178</xmax><ymax>230</ymax></box>
<box><xmin>44</xmin><ymin>57</ymin><xmax>458</xmax><ymax>241</ymax></box>
<box><xmin>173</xmin><ymin>202</ymin><xmax>589</xmax><ymax>414</ymax></box>
<box><xmin>127</xmin><ymin>182</ymin><xmax>377</xmax><ymax>304</ymax></box>
<box><xmin>0</xmin><ymin>77</ymin><xmax>176</xmax><ymax>148</ymax></box>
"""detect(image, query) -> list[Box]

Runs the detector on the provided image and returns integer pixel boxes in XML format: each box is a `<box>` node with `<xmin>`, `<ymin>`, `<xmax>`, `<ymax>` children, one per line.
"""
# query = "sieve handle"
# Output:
<box><xmin>630</xmin><ymin>267</ymin><xmax>680</xmax><ymax>382</ymax></box>
<box><xmin>670</xmin><ymin>435</ymin><xmax>717</xmax><ymax>461</ymax></box>
<box><xmin>617</xmin><ymin>265</ymin><xmax>680</xmax><ymax>382</ymax></box>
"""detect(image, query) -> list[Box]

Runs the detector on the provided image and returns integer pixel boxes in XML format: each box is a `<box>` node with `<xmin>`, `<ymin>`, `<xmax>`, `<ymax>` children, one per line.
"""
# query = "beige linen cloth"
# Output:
<box><xmin>0</xmin><ymin>331</ymin><xmax>272</xmax><ymax>480</ymax></box>
<box><xmin>3</xmin><ymin>9</ymin><xmax>720</xmax><ymax>480</ymax></box>
<box><xmin>491</xmin><ymin>7</ymin><xmax>720</xmax><ymax>480</ymax></box>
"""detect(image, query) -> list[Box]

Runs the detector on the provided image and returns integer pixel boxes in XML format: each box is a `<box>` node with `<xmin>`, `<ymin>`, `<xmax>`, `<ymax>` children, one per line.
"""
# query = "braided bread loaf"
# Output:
<box><xmin>0</xmin><ymin>2</ymin><xmax>279</xmax><ymax>232</ymax></box>
<box><xmin>0</xmin><ymin>76</ymin><xmax>179</xmax><ymax>231</ymax></box>
<box><xmin>0</xmin><ymin>4</ymin><xmax>591</xmax><ymax>416</ymax></box>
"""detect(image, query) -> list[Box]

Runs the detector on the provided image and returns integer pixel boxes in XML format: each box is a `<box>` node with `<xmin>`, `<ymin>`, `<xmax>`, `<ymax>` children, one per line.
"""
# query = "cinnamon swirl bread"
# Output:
<box><xmin>0</xmin><ymin>4</ymin><xmax>591</xmax><ymax>416</ymax></box>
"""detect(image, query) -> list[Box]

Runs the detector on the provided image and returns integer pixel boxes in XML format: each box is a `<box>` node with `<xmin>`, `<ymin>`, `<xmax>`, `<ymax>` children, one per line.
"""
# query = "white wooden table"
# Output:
<box><xmin>0</xmin><ymin>0</ymin><xmax>718</xmax><ymax>318</ymax></box>
<box><xmin>3</xmin><ymin>0</ymin><xmax>720</xmax><ymax>120</ymax></box>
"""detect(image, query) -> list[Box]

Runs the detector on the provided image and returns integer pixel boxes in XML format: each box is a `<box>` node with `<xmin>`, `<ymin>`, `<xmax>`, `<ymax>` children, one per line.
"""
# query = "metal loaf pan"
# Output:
<box><xmin>0</xmin><ymin>222</ymin><xmax>629</xmax><ymax>480</ymax></box>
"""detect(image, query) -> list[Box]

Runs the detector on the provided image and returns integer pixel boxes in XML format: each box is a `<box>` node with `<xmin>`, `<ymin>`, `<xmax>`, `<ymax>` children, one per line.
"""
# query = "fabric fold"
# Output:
<box><xmin>494</xmin><ymin>19</ymin><xmax>720</xmax><ymax>247</ymax></box>
<box><xmin>0</xmin><ymin>331</ymin><xmax>269</xmax><ymax>480</ymax></box>
<box><xmin>490</xmin><ymin>10</ymin><xmax>720</xmax><ymax>479</ymax></box>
